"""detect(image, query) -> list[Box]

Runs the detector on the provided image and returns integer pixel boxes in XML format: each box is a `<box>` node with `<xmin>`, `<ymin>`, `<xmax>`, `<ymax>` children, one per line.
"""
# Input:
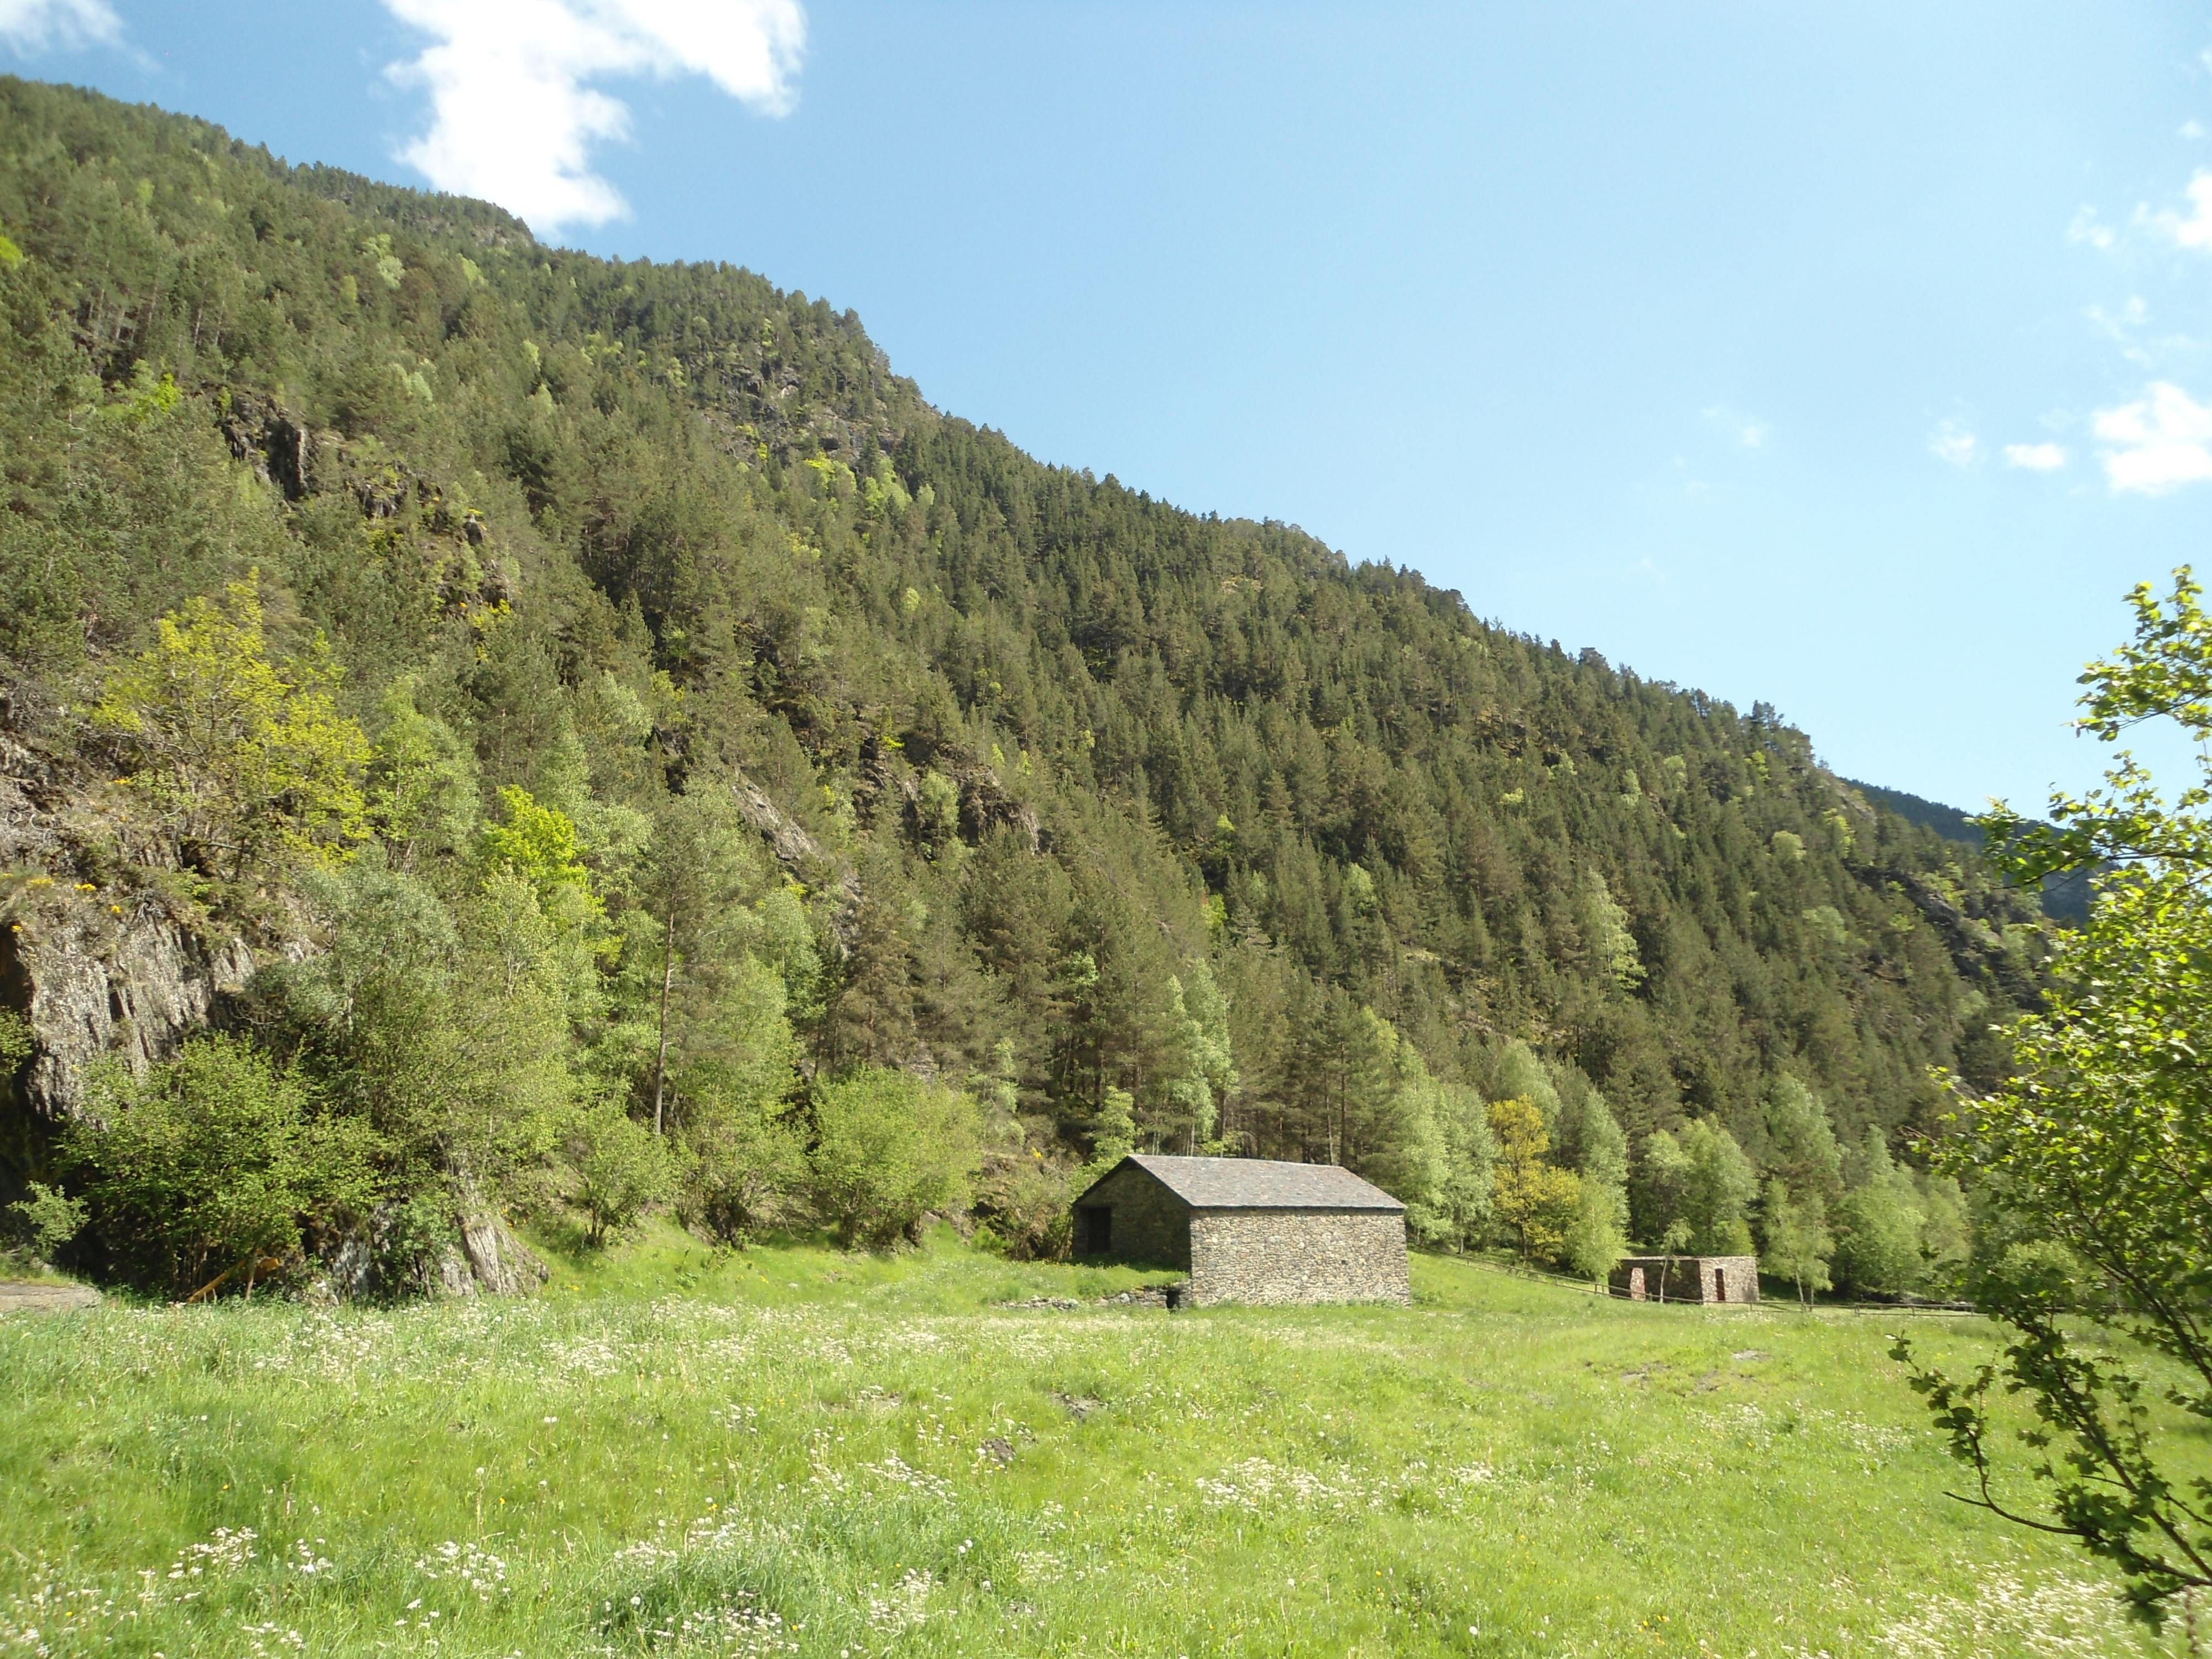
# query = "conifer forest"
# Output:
<box><xmin>0</xmin><ymin>77</ymin><xmax>2047</xmax><ymax>1300</ymax></box>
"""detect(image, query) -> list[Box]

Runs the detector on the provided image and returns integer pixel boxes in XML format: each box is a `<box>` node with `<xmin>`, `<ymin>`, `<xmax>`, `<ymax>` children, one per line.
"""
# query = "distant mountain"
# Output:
<box><xmin>0</xmin><ymin>76</ymin><xmax>2050</xmax><ymax>1224</ymax></box>
<box><xmin>1845</xmin><ymin>781</ymin><xmax>1984</xmax><ymax>846</ymax></box>
<box><xmin>1845</xmin><ymin>780</ymin><xmax>2090</xmax><ymax>926</ymax></box>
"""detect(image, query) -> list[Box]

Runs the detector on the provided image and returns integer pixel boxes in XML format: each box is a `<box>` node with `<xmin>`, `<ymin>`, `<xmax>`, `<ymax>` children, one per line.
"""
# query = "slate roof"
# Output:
<box><xmin>1080</xmin><ymin>1154</ymin><xmax>1405</xmax><ymax>1212</ymax></box>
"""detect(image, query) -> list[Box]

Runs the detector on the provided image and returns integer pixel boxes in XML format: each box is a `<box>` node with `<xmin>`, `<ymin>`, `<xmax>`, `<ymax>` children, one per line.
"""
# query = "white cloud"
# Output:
<box><xmin>2184</xmin><ymin>119</ymin><xmax>2210</xmax><ymax>142</ymax></box>
<box><xmin>2067</xmin><ymin>205</ymin><xmax>2117</xmax><ymax>251</ymax></box>
<box><xmin>2093</xmin><ymin>382</ymin><xmax>2212</xmax><ymax>494</ymax></box>
<box><xmin>1928</xmin><ymin>420</ymin><xmax>1980</xmax><ymax>468</ymax></box>
<box><xmin>2142</xmin><ymin>171</ymin><xmax>2212</xmax><ymax>252</ymax></box>
<box><xmin>384</xmin><ymin>0</ymin><xmax>806</xmax><ymax>234</ymax></box>
<box><xmin>2001</xmin><ymin>442</ymin><xmax>2067</xmax><ymax>472</ymax></box>
<box><xmin>1699</xmin><ymin>405</ymin><xmax>1768</xmax><ymax>448</ymax></box>
<box><xmin>0</xmin><ymin>0</ymin><xmax>121</xmax><ymax>53</ymax></box>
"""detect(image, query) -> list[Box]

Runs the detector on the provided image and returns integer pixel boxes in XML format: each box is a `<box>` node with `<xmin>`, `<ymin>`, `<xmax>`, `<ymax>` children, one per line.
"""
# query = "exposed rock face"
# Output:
<box><xmin>0</xmin><ymin>731</ymin><xmax>259</xmax><ymax>1128</ymax></box>
<box><xmin>0</xmin><ymin>734</ymin><xmax>546</xmax><ymax>1302</ymax></box>
<box><xmin>726</xmin><ymin>768</ymin><xmax>860</xmax><ymax>911</ymax></box>
<box><xmin>316</xmin><ymin>1196</ymin><xmax>549</xmax><ymax>1303</ymax></box>
<box><xmin>11</xmin><ymin>908</ymin><xmax>256</xmax><ymax>1121</ymax></box>
<box><xmin>217</xmin><ymin>390</ymin><xmax>315</xmax><ymax>500</ymax></box>
<box><xmin>457</xmin><ymin>1206</ymin><xmax>550</xmax><ymax>1297</ymax></box>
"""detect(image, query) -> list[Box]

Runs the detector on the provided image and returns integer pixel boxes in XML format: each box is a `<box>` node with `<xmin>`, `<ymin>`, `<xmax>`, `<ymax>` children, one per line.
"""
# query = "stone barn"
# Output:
<box><xmin>1071</xmin><ymin>1154</ymin><xmax>1410</xmax><ymax>1307</ymax></box>
<box><xmin>1610</xmin><ymin>1254</ymin><xmax>1760</xmax><ymax>1305</ymax></box>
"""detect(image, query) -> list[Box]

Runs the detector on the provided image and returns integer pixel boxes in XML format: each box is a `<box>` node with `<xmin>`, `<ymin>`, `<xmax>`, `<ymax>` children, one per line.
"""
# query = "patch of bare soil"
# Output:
<box><xmin>0</xmin><ymin>1280</ymin><xmax>100</xmax><ymax>1313</ymax></box>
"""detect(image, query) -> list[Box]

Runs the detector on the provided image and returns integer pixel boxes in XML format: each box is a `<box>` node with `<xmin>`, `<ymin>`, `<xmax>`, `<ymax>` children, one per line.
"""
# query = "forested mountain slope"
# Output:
<box><xmin>0</xmin><ymin>79</ymin><xmax>2044</xmax><ymax>1280</ymax></box>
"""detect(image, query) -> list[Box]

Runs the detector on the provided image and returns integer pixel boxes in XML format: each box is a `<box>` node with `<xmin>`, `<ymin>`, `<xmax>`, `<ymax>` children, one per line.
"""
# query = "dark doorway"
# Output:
<box><xmin>1712</xmin><ymin>1269</ymin><xmax>1727</xmax><ymax>1302</ymax></box>
<box><xmin>1078</xmin><ymin>1207</ymin><xmax>1112</xmax><ymax>1255</ymax></box>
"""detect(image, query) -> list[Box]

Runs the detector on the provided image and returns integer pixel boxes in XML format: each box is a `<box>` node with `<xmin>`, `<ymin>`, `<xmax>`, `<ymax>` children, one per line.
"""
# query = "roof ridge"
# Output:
<box><xmin>1088</xmin><ymin>1153</ymin><xmax>1405</xmax><ymax>1211</ymax></box>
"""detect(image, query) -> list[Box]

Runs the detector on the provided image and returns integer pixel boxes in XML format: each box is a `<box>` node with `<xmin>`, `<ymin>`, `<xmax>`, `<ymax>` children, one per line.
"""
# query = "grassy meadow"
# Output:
<box><xmin>0</xmin><ymin>1234</ymin><xmax>2185</xmax><ymax>1659</ymax></box>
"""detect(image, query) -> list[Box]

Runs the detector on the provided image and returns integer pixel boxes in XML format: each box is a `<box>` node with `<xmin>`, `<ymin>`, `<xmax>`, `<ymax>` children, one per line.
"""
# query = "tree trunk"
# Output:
<box><xmin>652</xmin><ymin>942</ymin><xmax>675</xmax><ymax>1137</ymax></box>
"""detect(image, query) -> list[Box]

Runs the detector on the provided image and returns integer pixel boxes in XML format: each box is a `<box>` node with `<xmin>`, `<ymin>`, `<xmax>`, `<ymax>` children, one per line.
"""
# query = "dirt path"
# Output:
<box><xmin>0</xmin><ymin>1280</ymin><xmax>100</xmax><ymax>1313</ymax></box>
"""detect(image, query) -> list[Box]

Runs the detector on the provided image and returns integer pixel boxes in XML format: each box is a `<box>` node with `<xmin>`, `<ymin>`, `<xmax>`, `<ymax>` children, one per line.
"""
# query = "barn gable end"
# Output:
<box><xmin>1071</xmin><ymin>1160</ymin><xmax>1194</xmax><ymax>1270</ymax></box>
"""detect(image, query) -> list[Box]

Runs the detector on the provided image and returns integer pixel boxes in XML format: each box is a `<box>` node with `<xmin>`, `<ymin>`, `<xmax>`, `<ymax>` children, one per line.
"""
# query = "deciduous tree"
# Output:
<box><xmin>1489</xmin><ymin>1095</ymin><xmax>1582</xmax><ymax>1264</ymax></box>
<box><xmin>1897</xmin><ymin>569</ymin><xmax>2212</xmax><ymax>1620</ymax></box>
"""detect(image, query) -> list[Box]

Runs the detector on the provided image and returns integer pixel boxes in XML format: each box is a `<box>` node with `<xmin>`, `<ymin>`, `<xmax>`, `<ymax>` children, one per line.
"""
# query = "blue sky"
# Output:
<box><xmin>9</xmin><ymin>2</ymin><xmax>2212</xmax><ymax>813</ymax></box>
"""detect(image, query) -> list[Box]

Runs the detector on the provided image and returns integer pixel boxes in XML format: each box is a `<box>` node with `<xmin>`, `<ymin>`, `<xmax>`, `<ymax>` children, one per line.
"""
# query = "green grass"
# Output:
<box><xmin>0</xmin><ymin>1261</ymin><xmax>84</xmax><ymax>1287</ymax></box>
<box><xmin>0</xmin><ymin>1229</ymin><xmax>2185</xmax><ymax>1658</ymax></box>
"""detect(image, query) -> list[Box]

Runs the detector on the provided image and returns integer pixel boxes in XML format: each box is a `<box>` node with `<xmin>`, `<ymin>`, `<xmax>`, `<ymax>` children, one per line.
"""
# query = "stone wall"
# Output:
<box><xmin>1187</xmin><ymin>1209</ymin><xmax>1409</xmax><ymax>1306</ymax></box>
<box><xmin>1610</xmin><ymin>1254</ymin><xmax>1760</xmax><ymax>1305</ymax></box>
<box><xmin>1073</xmin><ymin>1164</ymin><xmax>1191</xmax><ymax>1269</ymax></box>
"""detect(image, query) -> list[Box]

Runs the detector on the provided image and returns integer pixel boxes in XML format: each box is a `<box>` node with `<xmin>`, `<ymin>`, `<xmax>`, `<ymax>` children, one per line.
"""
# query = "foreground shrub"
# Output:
<box><xmin>563</xmin><ymin>1098</ymin><xmax>673</xmax><ymax>1247</ymax></box>
<box><xmin>677</xmin><ymin>1103</ymin><xmax>808</xmax><ymax>1245</ymax></box>
<box><xmin>3</xmin><ymin>1180</ymin><xmax>85</xmax><ymax>1269</ymax></box>
<box><xmin>65</xmin><ymin>1035</ymin><xmax>378</xmax><ymax>1296</ymax></box>
<box><xmin>973</xmin><ymin>1152</ymin><xmax>1073</xmax><ymax>1260</ymax></box>
<box><xmin>808</xmin><ymin>1067</ymin><xmax>980</xmax><ymax>1250</ymax></box>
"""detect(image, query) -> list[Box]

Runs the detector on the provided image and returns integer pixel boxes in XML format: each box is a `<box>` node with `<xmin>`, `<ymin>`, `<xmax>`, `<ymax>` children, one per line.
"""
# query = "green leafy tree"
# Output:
<box><xmin>1832</xmin><ymin>1129</ymin><xmax>1926</xmax><ymax>1296</ymax></box>
<box><xmin>666</xmin><ymin>958</ymin><xmax>806</xmax><ymax>1244</ymax></box>
<box><xmin>1089</xmin><ymin>1083</ymin><xmax>1138</xmax><ymax>1168</ymax></box>
<box><xmin>1918</xmin><ymin>1172</ymin><xmax>1973</xmax><ymax>1292</ymax></box>
<box><xmin>1433</xmin><ymin>1077</ymin><xmax>1499</xmax><ymax>1249</ymax></box>
<box><xmin>563</xmin><ymin>1097</ymin><xmax>673</xmax><ymax>1247</ymax></box>
<box><xmin>272</xmin><ymin>859</ymin><xmax>575</xmax><ymax>1196</ymax></box>
<box><xmin>367</xmin><ymin>676</ymin><xmax>479</xmax><ymax>868</ymax></box>
<box><xmin>1657</xmin><ymin>1218</ymin><xmax>1695</xmax><ymax>1302</ymax></box>
<box><xmin>1764</xmin><ymin>1076</ymin><xmax>1845</xmax><ymax>1205</ymax></box>
<box><xmin>1682</xmin><ymin>1119</ymin><xmax>1759</xmax><ymax>1255</ymax></box>
<box><xmin>1897</xmin><ymin>570</ymin><xmax>2212</xmax><ymax>1618</ymax></box>
<box><xmin>1157</xmin><ymin>964</ymin><xmax>1237</xmax><ymax>1152</ymax></box>
<box><xmin>1564</xmin><ymin>1177</ymin><xmax>1628</xmax><ymax>1284</ymax></box>
<box><xmin>628</xmin><ymin>789</ymin><xmax>784</xmax><ymax>1134</ymax></box>
<box><xmin>1488</xmin><ymin>1095</ymin><xmax>1583</xmax><ymax>1264</ymax></box>
<box><xmin>1553</xmin><ymin>1068</ymin><xmax>1630</xmax><ymax>1276</ymax></box>
<box><xmin>1358</xmin><ymin>1041</ymin><xmax>1454</xmax><ymax>1243</ymax></box>
<box><xmin>808</xmin><ymin>1066</ymin><xmax>982</xmax><ymax>1250</ymax></box>
<box><xmin>481</xmin><ymin>785</ymin><xmax>598</xmax><ymax>913</ymax></box>
<box><xmin>1636</xmin><ymin>1119</ymin><xmax>1756</xmax><ymax>1255</ymax></box>
<box><xmin>93</xmin><ymin>575</ymin><xmax>371</xmax><ymax>876</ymax></box>
<box><xmin>64</xmin><ymin>1035</ymin><xmax>378</xmax><ymax>1296</ymax></box>
<box><xmin>1758</xmin><ymin>1178</ymin><xmax>1833</xmax><ymax>1307</ymax></box>
<box><xmin>1581</xmin><ymin>868</ymin><xmax>1645</xmax><ymax>991</ymax></box>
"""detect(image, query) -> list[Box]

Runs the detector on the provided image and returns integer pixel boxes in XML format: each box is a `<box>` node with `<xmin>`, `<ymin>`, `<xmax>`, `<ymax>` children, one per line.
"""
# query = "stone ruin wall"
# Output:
<box><xmin>1610</xmin><ymin>1254</ymin><xmax>1761</xmax><ymax>1305</ymax></box>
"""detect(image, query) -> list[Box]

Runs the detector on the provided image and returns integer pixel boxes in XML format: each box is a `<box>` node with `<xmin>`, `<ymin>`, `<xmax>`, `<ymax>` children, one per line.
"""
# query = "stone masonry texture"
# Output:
<box><xmin>1186</xmin><ymin>1209</ymin><xmax>1410</xmax><ymax>1306</ymax></box>
<box><xmin>1073</xmin><ymin>1162</ymin><xmax>1192</xmax><ymax>1270</ymax></box>
<box><xmin>1609</xmin><ymin>1254</ymin><xmax>1760</xmax><ymax>1305</ymax></box>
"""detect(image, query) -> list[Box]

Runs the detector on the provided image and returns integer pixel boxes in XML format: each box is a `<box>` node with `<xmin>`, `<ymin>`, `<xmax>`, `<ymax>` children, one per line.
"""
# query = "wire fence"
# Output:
<box><xmin>1431</xmin><ymin>1250</ymin><xmax>1983</xmax><ymax>1318</ymax></box>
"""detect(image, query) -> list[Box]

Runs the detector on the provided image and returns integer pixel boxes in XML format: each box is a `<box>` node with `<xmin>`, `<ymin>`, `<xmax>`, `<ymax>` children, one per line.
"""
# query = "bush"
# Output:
<box><xmin>64</xmin><ymin>1035</ymin><xmax>379</xmax><ymax>1297</ymax></box>
<box><xmin>366</xmin><ymin>1191</ymin><xmax>462</xmax><ymax>1301</ymax></box>
<box><xmin>564</xmin><ymin>1099</ymin><xmax>673</xmax><ymax>1247</ymax></box>
<box><xmin>4</xmin><ymin>1181</ymin><xmax>85</xmax><ymax>1267</ymax></box>
<box><xmin>808</xmin><ymin>1067</ymin><xmax>981</xmax><ymax>1250</ymax></box>
<box><xmin>677</xmin><ymin>1105</ymin><xmax>807</xmax><ymax>1246</ymax></box>
<box><xmin>973</xmin><ymin>1151</ymin><xmax>1074</xmax><ymax>1261</ymax></box>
